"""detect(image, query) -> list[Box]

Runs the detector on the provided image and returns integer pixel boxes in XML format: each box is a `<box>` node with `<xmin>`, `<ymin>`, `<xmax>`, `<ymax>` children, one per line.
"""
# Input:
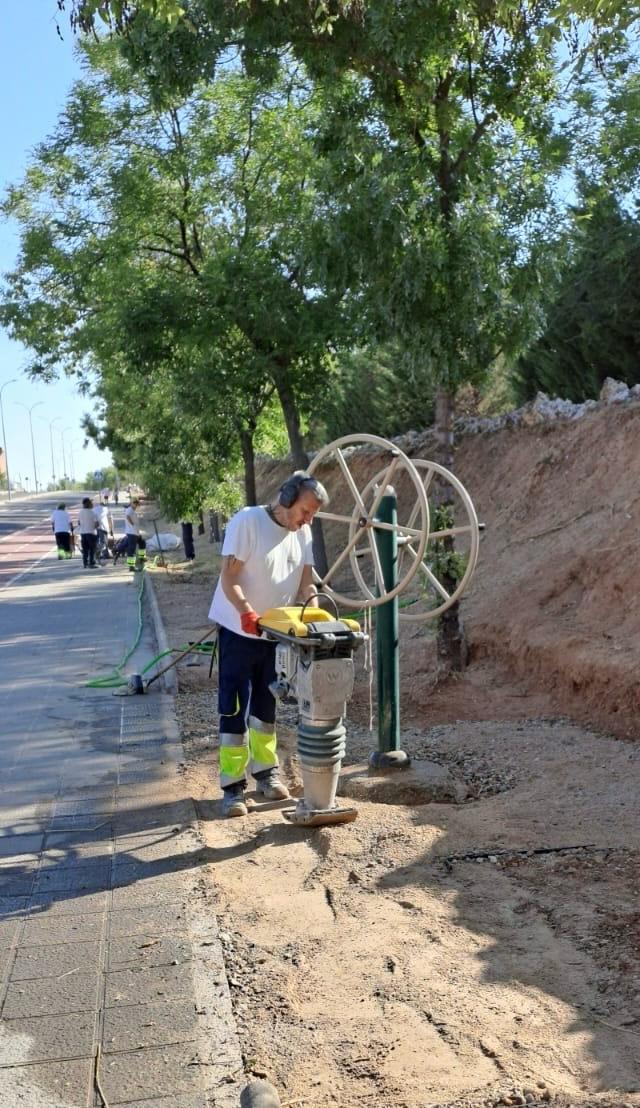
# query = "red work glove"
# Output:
<box><xmin>240</xmin><ymin>609</ymin><xmax>260</xmax><ymax>636</ymax></box>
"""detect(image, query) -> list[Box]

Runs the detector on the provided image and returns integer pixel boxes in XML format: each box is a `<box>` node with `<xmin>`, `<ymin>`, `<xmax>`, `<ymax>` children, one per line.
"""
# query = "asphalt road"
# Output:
<box><xmin>0</xmin><ymin>493</ymin><xmax>76</xmax><ymax>538</ymax></box>
<box><xmin>0</xmin><ymin>494</ymin><xmax>124</xmax><ymax>588</ymax></box>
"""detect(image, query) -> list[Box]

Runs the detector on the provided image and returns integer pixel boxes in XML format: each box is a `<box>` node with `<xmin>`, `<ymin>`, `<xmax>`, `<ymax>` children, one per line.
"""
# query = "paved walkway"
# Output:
<box><xmin>0</xmin><ymin>551</ymin><xmax>242</xmax><ymax>1106</ymax></box>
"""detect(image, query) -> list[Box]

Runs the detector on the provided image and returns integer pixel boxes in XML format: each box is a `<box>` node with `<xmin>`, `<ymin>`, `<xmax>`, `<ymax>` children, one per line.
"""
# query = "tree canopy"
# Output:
<box><xmin>7</xmin><ymin>1</ymin><xmax>638</xmax><ymax>521</ymax></box>
<box><xmin>1</xmin><ymin>42</ymin><xmax>347</xmax><ymax>513</ymax></box>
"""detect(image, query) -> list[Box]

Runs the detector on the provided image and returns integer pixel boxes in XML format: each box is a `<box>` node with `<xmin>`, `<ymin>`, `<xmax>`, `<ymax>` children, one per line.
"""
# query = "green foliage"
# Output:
<box><xmin>0</xmin><ymin>45</ymin><xmax>346</xmax><ymax>518</ymax></box>
<box><xmin>427</xmin><ymin>504</ymin><xmax>468</xmax><ymax>596</ymax></box>
<box><xmin>61</xmin><ymin>1</ymin><xmax>575</xmax><ymax>403</ymax></box>
<box><xmin>321</xmin><ymin>345</ymin><xmax>436</xmax><ymax>442</ymax></box>
<box><xmin>513</xmin><ymin>195</ymin><xmax>640</xmax><ymax>403</ymax></box>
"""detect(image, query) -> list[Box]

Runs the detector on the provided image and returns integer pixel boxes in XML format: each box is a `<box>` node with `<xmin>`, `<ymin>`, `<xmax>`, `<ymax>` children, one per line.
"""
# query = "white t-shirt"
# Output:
<box><xmin>209</xmin><ymin>506</ymin><xmax>314</xmax><ymax>637</ymax></box>
<box><xmin>124</xmin><ymin>506</ymin><xmax>139</xmax><ymax>535</ymax></box>
<box><xmin>51</xmin><ymin>509</ymin><xmax>72</xmax><ymax>533</ymax></box>
<box><xmin>94</xmin><ymin>504</ymin><xmax>111</xmax><ymax>530</ymax></box>
<box><xmin>78</xmin><ymin>507</ymin><xmax>97</xmax><ymax>534</ymax></box>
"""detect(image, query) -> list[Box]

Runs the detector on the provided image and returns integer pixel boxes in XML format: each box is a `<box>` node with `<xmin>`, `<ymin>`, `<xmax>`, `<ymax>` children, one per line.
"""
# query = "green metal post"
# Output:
<box><xmin>375</xmin><ymin>489</ymin><xmax>400</xmax><ymax>752</ymax></box>
<box><xmin>370</xmin><ymin>489</ymin><xmax>410</xmax><ymax>768</ymax></box>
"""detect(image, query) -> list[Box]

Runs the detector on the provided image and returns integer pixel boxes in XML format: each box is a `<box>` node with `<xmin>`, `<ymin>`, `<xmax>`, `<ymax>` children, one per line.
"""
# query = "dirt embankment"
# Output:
<box><xmin>449</xmin><ymin>400</ymin><xmax>640</xmax><ymax>740</ymax></box>
<box><xmin>146</xmin><ymin>396</ymin><xmax>640</xmax><ymax>1108</ymax></box>
<box><xmin>226</xmin><ymin>399</ymin><xmax>640</xmax><ymax>741</ymax></box>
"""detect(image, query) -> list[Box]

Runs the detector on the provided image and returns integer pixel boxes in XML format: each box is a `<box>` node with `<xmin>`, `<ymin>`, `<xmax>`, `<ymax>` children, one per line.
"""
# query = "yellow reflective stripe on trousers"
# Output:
<box><xmin>219</xmin><ymin>738</ymin><xmax>249</xmax><ymax>784</ymax></box>
<box><xmin>249</xmin><ymin>726</ymin><xmax>277</xmax><ymax>771</ymax></box>
<box><xmin>220</xmin><ymin>695</ymin><xmax>241</xmax><ymax>718</ymax></box>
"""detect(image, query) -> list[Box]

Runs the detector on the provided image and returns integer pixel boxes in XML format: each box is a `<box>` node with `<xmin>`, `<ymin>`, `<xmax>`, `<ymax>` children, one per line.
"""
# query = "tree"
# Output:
<box><xmin>513</xmin><ymin>194</ymin><xmax>640</xmax><ymax>403</ymax></box>
<box><xmin>1</xmin><ymin>42</ymin><xmax>346</xmax><ymax>537</ymax></box>
<box><xmin>513</xmin><ymin>48</ymin><xmax>640</xmax><ymax>403</ymax></box>
<box><xmin>321</xmin><ymin>344</ymin><xmax>437</xmax><ymax>442</ymax></box>
<box><xmin>43</xmin><ymin>6</ymin><xmax>579</xmax><ymax>663</ymax></box>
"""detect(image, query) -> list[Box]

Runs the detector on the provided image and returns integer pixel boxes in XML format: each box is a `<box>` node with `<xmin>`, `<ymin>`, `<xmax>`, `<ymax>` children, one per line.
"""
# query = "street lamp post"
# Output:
<box><xmin>0</xmin><ymin>379</ymin><xmax>17</xmax><ymax>501</ymax></box>
<box><xmin>61</xmin><ymin>426</ymin><xmax>73</xmax><ymax>486</ymax></box>
<box><xmin>70</xmin><ymin>439</ymin><xmax>84</xmax><ymax>485</ymax></box>
<box><xmin>39</xmin><ymin>415</ymin><xmax>63</xmax><ymax>488</ymax></box>
<box><xmin>15</xmin><ymin>401</ymin><xmax>44</xmax><ymax>495</ymax></box>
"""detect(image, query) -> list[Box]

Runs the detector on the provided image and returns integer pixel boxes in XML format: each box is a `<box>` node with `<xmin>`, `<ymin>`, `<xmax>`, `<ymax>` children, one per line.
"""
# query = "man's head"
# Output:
<box><xmin>275</xmin><ymin>471</ymin><xmax>329</xmax><ymax>531</ymax></box>
<box><xmin>57</xmin><ymin>502</ymin><xmax>66</xmax><ymax>510</ymax></box>
<box><xmin>82</xmin><ymin>497</ymin><xmax>92</xmax><ymax>508</ymax></box>
<box><xmin>131</xmin><ymin>498</ymin><xmax>140</xmax><ymax>508</ymax></box>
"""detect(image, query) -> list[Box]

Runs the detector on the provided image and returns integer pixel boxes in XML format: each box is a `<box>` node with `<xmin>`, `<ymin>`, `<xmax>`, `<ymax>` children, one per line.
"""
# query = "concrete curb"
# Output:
<box><xmin>143</xmin><ymin>571</ymin><xmax>178</xmax><ymax>694</ymax></box>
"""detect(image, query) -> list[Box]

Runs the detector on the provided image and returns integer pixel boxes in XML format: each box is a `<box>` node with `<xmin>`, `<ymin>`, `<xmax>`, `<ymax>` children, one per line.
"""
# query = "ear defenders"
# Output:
<box><xmin>278</xmin><ymin>472</ymin><xmax>322</xmax><ymax>508</ymax></box>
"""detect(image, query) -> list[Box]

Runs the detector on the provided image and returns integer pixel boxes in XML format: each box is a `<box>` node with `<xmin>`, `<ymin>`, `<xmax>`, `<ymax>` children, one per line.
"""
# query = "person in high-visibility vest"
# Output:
<box><xmin>209</xmin><ymin>472</ymin><xmax>328</xmax><ymax>817</ymax></box>
<box><xmin>124</xmin><ymin>498</ymin><xmax>146</xmax><ymax>571</ymax></box>
<box><xmin>50</xmin><ymin>503</ymin><xmax>74</xmax><ymax>559</ymax></box>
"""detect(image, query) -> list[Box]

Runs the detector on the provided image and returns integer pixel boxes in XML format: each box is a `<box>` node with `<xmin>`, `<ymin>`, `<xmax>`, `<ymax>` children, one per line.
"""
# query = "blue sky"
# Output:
<box><xmin>0</xmin><ymin>2</ymin><xmax>112</xmax><ymax>490</ymax></box>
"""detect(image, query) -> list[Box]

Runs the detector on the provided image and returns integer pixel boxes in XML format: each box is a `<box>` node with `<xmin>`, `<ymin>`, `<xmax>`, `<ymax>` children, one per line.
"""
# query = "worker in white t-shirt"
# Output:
<box><xmin>94</xmin><ymin>500</ymin><xmax>114</xmax><ymax>560</ymax></box>
<box><xmin>124</xmin><ymin>498</ymin><xmax>146</xmax><ymax>572</ymax></box>
<box><xmin>50</xmin><ymin>503</ymin><xmax>74</xmax><ymax>560</ymax></box>
<box><xmin>77</xmin><ymin>497</ymin><xmax>99</xmax><ymax>568</ymax></box>
<box><xmin>208</xmin><ymin>471</ymin><xmax>328</xmax><ymax>817</ymax></box>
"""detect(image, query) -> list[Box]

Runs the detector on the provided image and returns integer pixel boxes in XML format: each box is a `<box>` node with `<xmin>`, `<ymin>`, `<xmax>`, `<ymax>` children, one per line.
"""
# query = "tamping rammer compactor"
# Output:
<box><xmin>259</xmin><ymin>605</ymin><xmax>366</xmax><ymax>827</ymax></box>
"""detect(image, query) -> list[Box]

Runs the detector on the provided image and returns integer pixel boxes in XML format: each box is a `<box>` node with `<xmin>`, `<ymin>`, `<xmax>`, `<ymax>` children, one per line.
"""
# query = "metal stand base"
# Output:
<box><xmin>368</xmin><ymin>750</ymin><xmax>411</xmax><ymax>770</ymax></box>
<box><xmin>282</xmin><ymin>805</ymin><xmax>358</xmax><ymax>827</ymax></box>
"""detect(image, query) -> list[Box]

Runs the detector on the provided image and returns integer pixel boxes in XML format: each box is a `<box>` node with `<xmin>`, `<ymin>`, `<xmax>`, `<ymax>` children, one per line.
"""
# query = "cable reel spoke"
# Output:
<box><xmin>357</xmin><ymin>459</ymin><xmax>479</xmax><ymax>621</ymax></box>
<box><xmin>399</xmin><ymin>460</ymin><xmax>480</xmax><ymax>622</ymax></box>
<box><xmin>308</xmin><ymin>434</ymin><xmax>429</xmax><ymax>609</ymax></box>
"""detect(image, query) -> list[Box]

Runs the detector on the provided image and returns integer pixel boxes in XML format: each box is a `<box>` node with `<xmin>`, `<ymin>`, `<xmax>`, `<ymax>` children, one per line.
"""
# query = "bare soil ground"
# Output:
<box><xmin>144</xmin><ymin>397</ymin><xmax>640</xmax><ymax>1108</ymax></box>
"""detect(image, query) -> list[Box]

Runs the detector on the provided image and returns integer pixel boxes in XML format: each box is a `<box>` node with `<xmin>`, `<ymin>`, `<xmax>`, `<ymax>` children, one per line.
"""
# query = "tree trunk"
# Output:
<box><xmin>273</xmin><ymin>371</ymin><xmax>308</xmax><ymax>469</ymax></box>
<box><xmin>209</xmin><ymin>510</ymin><xmax>221</xmax><ymax>543</ymax></box>
<box><xmin>239</xmin><ymin>427</ymin><xmax>257</xmax><ymax>506</ymax></box>
<box><xmin>434</xmin><ymin>387</ymin><xmax>468</xmax><ymax>672</ymax></box>
<box><xmin>272</xmin><ymin>370</ymin><xmax>329</xmax><ymax>577</ymax></box>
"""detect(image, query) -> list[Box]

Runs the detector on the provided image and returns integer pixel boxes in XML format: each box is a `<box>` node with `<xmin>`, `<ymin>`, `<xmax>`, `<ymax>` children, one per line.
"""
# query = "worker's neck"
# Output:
<box><xmin>266</xmin><ymin>502</ymin><xmax>287</xmax><ymax>528</ymax></box>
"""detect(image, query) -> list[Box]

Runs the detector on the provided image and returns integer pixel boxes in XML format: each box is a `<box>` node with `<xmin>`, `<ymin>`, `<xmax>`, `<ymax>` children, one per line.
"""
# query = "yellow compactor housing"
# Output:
<box><xmin>259</xmin><ymin>606</ymin><xmax>360</xmax><ymax>637</ymax></box>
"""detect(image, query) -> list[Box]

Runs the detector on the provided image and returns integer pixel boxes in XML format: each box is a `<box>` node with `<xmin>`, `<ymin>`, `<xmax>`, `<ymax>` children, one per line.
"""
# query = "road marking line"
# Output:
<box><xmin>0</xmin><ymin>521</ymin><xmax>48</xmax><ymax>545</ymax></box>
<box><xmin>0</xmin><ymin>545</ymin><xmax>55</xmax><ymax>589</ymax></box>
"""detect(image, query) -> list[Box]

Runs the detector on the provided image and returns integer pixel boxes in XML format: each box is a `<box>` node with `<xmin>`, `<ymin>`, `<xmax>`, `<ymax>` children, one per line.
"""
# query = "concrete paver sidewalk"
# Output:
<box><xmin>0</xmin><ymin>553</ymin><xmax>242</xmax><ymax>1106</ymax></box>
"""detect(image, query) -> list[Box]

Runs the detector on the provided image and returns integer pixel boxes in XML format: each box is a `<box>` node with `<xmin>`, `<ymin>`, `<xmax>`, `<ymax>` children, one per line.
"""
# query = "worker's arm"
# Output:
<box><xmin>221</xmin><ymin>555</ymin><xmax>261</xmax><ymax>634</ymax></box>
<box><xmin>298</xmin><ymin>563</ymin><xmax>319</xmax><ymax>607</ymax></box>
<box><xmin>220</xmin><ymin>555</ymin><xmax>253</xmax><ymax>614</ymax></box>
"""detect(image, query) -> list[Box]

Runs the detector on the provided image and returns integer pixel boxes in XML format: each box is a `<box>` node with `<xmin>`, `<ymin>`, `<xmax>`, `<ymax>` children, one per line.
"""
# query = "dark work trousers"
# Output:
<box><xmin>217</xmin><ymin>626</ymin><xmax>278</xmax><ymax>789</ymax></box>
<box><xmin>181</xmin><ymin>522</ymin><xmax>195</xmax><ymax>560</ymax></box>
<box><xmin>125</xmin><ymin>534</ymin><xmax>146</xmax><ymax>557</ymax></box>
<box><xmin>81</xmin><ymin>533</ymin><xmax>97</xmax><ymax>567</ymax></box>
<box><xmin>54</xmin><ymin>531</ymin><xmax>72</xmax><ymax>557</ymax></box>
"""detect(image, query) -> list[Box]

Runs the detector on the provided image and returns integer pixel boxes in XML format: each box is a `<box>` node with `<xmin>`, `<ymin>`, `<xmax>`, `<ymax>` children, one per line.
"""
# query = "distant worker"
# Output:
<box><xmin>50</xmin><ymin>502</ymin><xmax>74</xmax><ymax>560</ymax></box>
<box><xmin>124</xmin><ymin>497</ymin><xmax>146</xmax><ymax>572</ymax></box>
<box><xmin>100</xmin><ymin>486</ymin><xmax>110</xmax><ymax>503</ymax></box>
<box><xmin>94</xmin><ymin>499</ymin><xmax>114</xmax><ymax>561</ymax></box>
<box><xmin>181</xmin><ymin>521</ymin><xmax>195</xmax><ymax>561</ymax></box>
<box><xmin>208</xmin><ymin>471</ymin><xmax>328</xmax><ymax>817</ymax></box>
<box><xmin>78</xmin><ymin>497</ymin><xmax>99</xmax><ymax>568</ymax></box>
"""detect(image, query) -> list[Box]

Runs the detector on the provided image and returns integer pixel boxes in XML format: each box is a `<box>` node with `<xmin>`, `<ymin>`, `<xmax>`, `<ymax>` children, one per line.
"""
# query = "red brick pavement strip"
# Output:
<box><xmin>0</xmin><ymin>523</ymin><xmax>58</xmax><ymax>588</ymax></box>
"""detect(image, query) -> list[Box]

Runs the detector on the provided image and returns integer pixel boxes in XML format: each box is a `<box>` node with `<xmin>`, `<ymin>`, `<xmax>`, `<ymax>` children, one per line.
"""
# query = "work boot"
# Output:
<box><xmin>222</xmin><ymin>784</ymin><xmax>248</xmax><ymax>818</ymax></box>
<box><xmin>254</xmin><ymin>768</ymin><xmax>290</xmax><ymax>801</ymax></box>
